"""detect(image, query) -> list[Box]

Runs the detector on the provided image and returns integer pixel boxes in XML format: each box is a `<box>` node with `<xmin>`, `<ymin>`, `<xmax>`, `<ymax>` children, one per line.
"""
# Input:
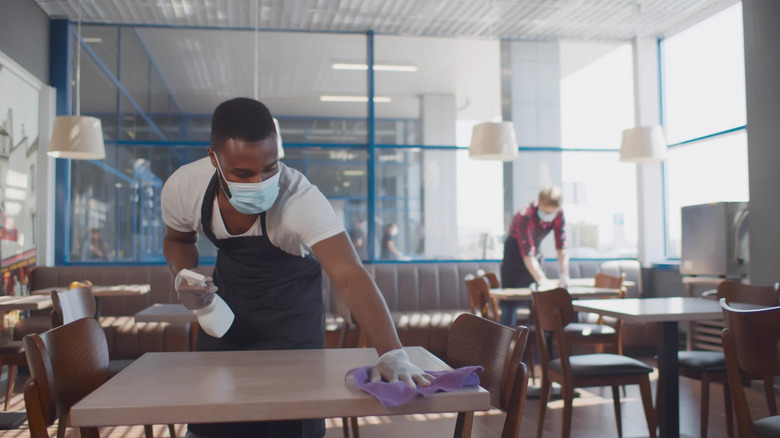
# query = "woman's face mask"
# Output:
<box><xmin>214</xmin><ymin>156</ymin><xmax>280</xmax><ymax>215</ymax></box>
<box><xmin>537</xmin><ymin>207</ymin><xmax>558</xmax><ymax>223</ymax></box>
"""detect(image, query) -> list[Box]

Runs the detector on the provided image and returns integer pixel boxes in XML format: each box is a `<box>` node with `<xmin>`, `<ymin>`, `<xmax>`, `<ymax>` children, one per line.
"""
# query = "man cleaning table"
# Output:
<box><xmin>161</xmin><ymin>97</ymin><xmax>432</xmax><ymax>438</ymax></box>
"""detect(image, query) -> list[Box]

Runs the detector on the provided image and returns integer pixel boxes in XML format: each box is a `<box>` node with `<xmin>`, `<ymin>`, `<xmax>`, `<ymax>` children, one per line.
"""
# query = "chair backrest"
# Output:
<box><xmin>50</xmin><ymin>286</ymin><xmax>96</xmax><ymax>327</ymax></box>
<box><xmin>446</xmin><ymin>313</ymin><xmax>529</xmax><ymax>438</ymax></box>
<box><xmin>465</xmin><ymin>276</ymin><xmax>497</xmax><ymax>322</ymax></box>
<box><xmin>483</xmin><ymin>272</ymin><xmax>500</xmax><ymax>289</ymax></box>
<box><xmin>23</xmin><ymin>318</ymin><xmax>110</xmax><ymax>437</ymax></box>
<box><xmin>721</xmin><ymin>299</ymin><xmax>780</xmax><ymax>436</ymax></box>
<box><xmin>717</xmin><ymin>280</ymin><xmax>779</xmax><ymax>306</ymax></box>
<box><xmin>531</xmin><ymin>288</ymin><xmax>577</xmax><ymax>375</ymax></box>
<box><xmin>593</xmin><ymin>272</ymin><xmax>626</xmax><ymax>297</ymax></box>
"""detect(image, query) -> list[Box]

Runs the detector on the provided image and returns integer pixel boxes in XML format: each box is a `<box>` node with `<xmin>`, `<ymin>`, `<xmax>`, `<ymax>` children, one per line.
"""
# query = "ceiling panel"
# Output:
<box><xmin>36</xmin><ymin>0</ymin><xmax>738</xmax><ymax>41</ymax></box>
<box><xmin>38</xmin><ymin>0</ymin><xmax>739</xmax><ymax>118</ymax></box>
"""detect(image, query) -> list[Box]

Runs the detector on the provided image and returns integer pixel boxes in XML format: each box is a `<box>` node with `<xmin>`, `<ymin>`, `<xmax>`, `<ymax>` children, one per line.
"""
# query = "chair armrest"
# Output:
<box><xmin>701</xmin><ymin>289</ymin><xmax>718</xmax><ymax>300</ymax></box>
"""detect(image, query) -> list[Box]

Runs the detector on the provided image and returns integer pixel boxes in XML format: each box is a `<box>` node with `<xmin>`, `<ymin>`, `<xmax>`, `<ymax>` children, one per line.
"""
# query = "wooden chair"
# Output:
<box><xmin>483</xmin><ymin>271</ymin><xmax>500</xmax><ymax>289</ymax></box>
<box><xmin>721</xmin><ymin>299</ymin><xmax>780</xmax><ymax>438</ymax></box>
<box><xmin>466</xmin><ymin>274</ymin><xmax>538</xmax><ymax>382</ymax></box>
<box><xmin>531</xmin><ymin>288</ymin><xmax>657</xmax><ymax>438</ymax></box>
<box><xmin>531</xmin><ymin>282</ymin><xmax>620</xmax><ymax>354</ymax></box>
<box><xmin>589</xmin><ymin>273</ymin><xmax>626</xmax><ymax>353</ymax></box>
<box><xmin>0</xmin><ymin>339</ymin><xmax>27</xmax><ymax>411</ymax></box>
<box><xmin>23</xmin><ymin>317</ymin><xmax>109</xmax><ymax>438</ymax></box>
<box><xmin>49</xmin><ymin>287</ymin><xmax>174</xmax><ymax>438</ymax></box>
<box><xmin>465</xmin><ymin>276</ymin><xmax>498</xmax><ymax>321</ymax></box>
<box><xmin>50</xmin><ymin>286</ymin><xmax>95</xmax><ymax>327</ymax></box>
<box><xmin>677</xmin><ymin>281</ymin><xmax>779</xmax><ymax>438</ymax></box>
<box><xmin>447</xmin><ymin>313</ymin><xmax>530</xmax><ymax>438</ymax></box>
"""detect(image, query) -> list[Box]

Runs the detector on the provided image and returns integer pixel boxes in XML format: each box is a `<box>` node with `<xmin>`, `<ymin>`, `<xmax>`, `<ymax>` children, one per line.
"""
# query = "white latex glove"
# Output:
<box><xmin>535</xmin><ymin>277</ymin><xmax>554</xmax><ymax>291</ymax></box>
<box><xmin>558</xmin><ymin>276</ymin><xmax>569</xmax><ymax>288</ymax></box>
<box><xmin>174</xmin><ymin>269</ymin><xmax>218</xmax><ymax>310</ymax></box>
<box><xmin>371</xmin><ymin>348</ymin><xmax>435</xmax><ymax>388</ymax></box>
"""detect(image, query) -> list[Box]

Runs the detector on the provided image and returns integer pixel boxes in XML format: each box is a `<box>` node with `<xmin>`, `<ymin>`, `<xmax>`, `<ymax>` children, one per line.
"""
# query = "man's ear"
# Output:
<box><xmin>207</xmin><ymin>147</ymin><xmax>218</xmax><ymax>168</ymax></box>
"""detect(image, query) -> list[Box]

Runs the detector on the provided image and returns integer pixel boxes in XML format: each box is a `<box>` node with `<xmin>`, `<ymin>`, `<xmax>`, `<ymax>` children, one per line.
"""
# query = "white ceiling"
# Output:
<box><xmin>36</xmin><ymin>0</ymin><xmax>739</xmax><ymax>41</ymax></box>
<box><xmin>36</xmin><ymin>0</ymin><xmax>740</xmax><ymax>119</ymax></box>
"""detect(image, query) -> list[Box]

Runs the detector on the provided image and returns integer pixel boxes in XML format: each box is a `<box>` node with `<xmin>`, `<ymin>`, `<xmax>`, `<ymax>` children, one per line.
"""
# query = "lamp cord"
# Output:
<box><xmin>75</xmin><ymin>0</ymin><xmax>82</xmax><ymax>116</ymax></box>
<box><xmin>253</xmin><ymin>0</ymin><xmax>259</xmax><ymax>100</ymax></box>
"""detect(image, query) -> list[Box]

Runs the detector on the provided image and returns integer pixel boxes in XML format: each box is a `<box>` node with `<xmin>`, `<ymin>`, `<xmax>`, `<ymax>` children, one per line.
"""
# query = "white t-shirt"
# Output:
<box><xmin>161</xmin><ymin>157</ymin><xmax>344</xmax><ymax>257</ymax></box>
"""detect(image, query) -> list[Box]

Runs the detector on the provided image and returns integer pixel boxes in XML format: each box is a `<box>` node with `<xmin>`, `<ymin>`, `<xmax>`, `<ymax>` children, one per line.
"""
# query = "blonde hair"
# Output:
<box><xmin>538</xmin><ymin>187</ymin><xmax>563</xmax><ymax>208</ymax></box>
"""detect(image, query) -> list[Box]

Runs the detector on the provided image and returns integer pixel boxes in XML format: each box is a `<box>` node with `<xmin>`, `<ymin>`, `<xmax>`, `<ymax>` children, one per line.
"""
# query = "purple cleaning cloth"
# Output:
<box><xmin>345</xmin><ymin>365</ymin><xmax>483</xmax><ymax>408</ymax></box>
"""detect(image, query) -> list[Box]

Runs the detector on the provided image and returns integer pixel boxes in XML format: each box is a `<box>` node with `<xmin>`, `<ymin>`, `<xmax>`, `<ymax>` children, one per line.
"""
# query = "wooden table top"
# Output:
<box><xmin>30</xmin><ymin>284</ymin><xmax>150</xmax><ymax>297</ymax></box>
<box><xmin>70</xmin><ymin>347</ymin><xmax>491</xmax><ymax>427</ymax></box>
<box><xmin>0</xmin><ymin>295</ymin><xmax>53</xmax><ymax>311</ymax></box>
<box><xmin>490</xmin><ymin>286</ymin><xmax>621</xmax><ymax>301</ymax></box>
<box><xmin>91</xmin><ymin>284</ymin><xmax>150</xmax><ymax>297</ymax></box>
<box><xmin>572</xmin><ymin>297</ymin><xmax>727</xmax><ymax>323</ymax></box>
<box><xmin>135</xmin><ymin>303</ymin><xmax>196</xmax><ymax>323</ymax></box>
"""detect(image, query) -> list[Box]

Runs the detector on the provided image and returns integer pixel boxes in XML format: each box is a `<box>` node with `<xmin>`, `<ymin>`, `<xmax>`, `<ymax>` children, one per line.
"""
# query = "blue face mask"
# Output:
<box><xmin>537</xmin><ymin>208</ymin><xmax>557</xmax><ymax>223</ymax></box>
<box><xmin>214</xmin><ymin>157</ymin><xmax>280</xmax><ymax>215</ymax></box>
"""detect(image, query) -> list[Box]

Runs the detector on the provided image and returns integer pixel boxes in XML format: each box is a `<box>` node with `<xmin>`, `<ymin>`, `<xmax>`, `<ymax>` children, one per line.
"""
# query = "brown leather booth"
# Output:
<box><xmin>17</xmin><ymin>259</ymin><xmax>652</xmax><ymax>361</ymax></box>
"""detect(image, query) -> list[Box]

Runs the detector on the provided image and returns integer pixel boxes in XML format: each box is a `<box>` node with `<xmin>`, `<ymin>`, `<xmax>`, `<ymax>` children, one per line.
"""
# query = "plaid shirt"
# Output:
<box><xmin>508</xmin><ymin>201</ymin><xmax>566</xmax><ymax>258</ymax></box>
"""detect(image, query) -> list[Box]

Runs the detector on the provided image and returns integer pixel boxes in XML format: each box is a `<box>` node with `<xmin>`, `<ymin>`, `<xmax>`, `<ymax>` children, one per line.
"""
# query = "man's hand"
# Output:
<box><xmin>174</xmin><ymin>269</ymin><xmax>218</xmax><ymax>310</ymax></box>
<box><xmin>371</xmin><ymin>348</ymin><xmax>434</xmax><ymax>388</ymax></box>
<box><xmin>558</xmin><ymin>275</ymin><xmax>569</xmax><ymax>288</ymax></box>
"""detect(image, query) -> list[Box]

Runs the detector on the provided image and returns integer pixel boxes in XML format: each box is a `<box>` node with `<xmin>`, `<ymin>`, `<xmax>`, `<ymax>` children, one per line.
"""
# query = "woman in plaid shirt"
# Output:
<box><xmin>499</xmin><ymin>187</ymin><xmax>570</xmax><ymax>326</ymax></box>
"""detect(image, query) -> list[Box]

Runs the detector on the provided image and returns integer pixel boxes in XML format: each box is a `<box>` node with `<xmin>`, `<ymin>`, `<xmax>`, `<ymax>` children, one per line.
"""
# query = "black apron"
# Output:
<box><xmin>187</xmin><ymin>173</ymin><xmax>325</xmax><ymax>438</ymax></box>
<box><xmin>500</xmin><ymin>234</ymin><xmax>539</xmax><ymax>289</ymax></box>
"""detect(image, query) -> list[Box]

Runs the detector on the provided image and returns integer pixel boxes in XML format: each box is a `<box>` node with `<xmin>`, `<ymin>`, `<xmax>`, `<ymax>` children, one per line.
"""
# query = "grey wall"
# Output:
<box><xmin>743</xmin><ymin>0</ymin><xmax>780</xmax><ymax>286</ymax></box>
<box><xmin>0</xmin><ymin>0</ymin><xmax>49</xmax><ymax>83</ymax></box>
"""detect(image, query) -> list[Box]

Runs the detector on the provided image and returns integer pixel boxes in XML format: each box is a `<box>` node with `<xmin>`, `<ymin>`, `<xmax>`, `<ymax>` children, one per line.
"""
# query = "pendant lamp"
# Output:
<box><xmin>619</xmin><ymin>125</ymin><xmax>666</xmax><ymax>163</ymax></box>
<box><xmin>469</xmin><ymin>122</ymin><xmax>518</xmax><ymax>161</ymax></box>
<box><xmin>47</xmin><ymin>0</ymin><xmax>105</xmax><ymax>160</ymax></box>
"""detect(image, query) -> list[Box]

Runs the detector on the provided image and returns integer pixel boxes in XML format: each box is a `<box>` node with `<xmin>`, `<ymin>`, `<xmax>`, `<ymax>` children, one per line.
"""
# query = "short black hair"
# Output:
<box><xmin>210</xmin><ymin>98</ymin><xmax>276</xmax><ymax>150</ymax></box>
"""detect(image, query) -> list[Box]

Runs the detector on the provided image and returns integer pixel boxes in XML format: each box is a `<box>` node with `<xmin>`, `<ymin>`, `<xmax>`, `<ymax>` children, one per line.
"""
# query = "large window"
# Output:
<box><xmin>662</xmin><ymin>4</ymin><xmax>746</xmax><ymax>144</ymax></box>
<box><xmin>662</xmin><ymin>3</ymin><xmax>748</xmax><ymax>258</ymax></box>
<box><xmin>558</xmin><ymin>42</ymin><xmax>638</xmax><ymax>258</ymax></box>
<box><xmin>560</xmin><ymin>42</ymin><xmax>635</xmax><ymax>149</ymax></box>
<box><xmin>63</xmin><ymin>25</ymin><xmax>638</xmax><ymax>264</ymax></box>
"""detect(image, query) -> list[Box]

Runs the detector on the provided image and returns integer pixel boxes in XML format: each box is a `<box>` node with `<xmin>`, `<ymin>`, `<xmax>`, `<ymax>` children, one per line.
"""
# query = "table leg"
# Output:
<box><xmin>657</xmin><ymin>321</ymin><xmax>680</xmax><ymax>438</ymax></box>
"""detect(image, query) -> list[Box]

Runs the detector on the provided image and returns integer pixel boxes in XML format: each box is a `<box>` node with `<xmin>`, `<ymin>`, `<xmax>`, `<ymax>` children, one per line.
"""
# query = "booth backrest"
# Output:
<box><xmin>30</xmin><ymin>265</ymin><xmax>180</xmax><ymax>316</ymax></box>
<box><xmin>29</xmin><ymin>259</ymin><xmax>640</xmax><ymax>317</ymax></box>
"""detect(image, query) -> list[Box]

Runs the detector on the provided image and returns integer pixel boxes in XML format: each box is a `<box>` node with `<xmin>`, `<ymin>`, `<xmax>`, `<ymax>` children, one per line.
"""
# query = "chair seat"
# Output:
<box><xmin>750</xmin><ymin>415</ymin><xmax>780</xmax><ymax>437</ymax></box>
<box><xmin>0</xmin><ymin>341</ymin><xmax>25</xmax><ymax>355</ymax></box>
<box><xmin>566</xmin><ymin>322</ymin><xmax>616</xmax><ymax>337</ymax></box>
<box><xmin>678</xmin><ymin>350</ymin><xmax>726</xmax><ymax>371</ymax></box>
<box><xmin>550</xmin><ymin>353</ymin><xmax>653</xmax><ymax>376</ymax></box>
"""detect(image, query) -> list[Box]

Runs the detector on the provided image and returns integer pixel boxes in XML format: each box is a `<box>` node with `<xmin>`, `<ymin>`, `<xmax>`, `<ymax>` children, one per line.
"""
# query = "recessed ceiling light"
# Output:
<box><xmin>83</xmin><ymin>37</ymin><xmax>103</xmax><ymax>43</ymax></box>
<box><xmin>332</xmin><ymin>63</ymin><xmax>417</xmax><ymax>72</ymax></box>
<box><xmin>342</xmin><ymin>170</ymin><xmax>365</xmax><ymax>176</ymax></box>
<box><xmin>320</xmin><ymin>95</ymin><xmax>391</xmax><ymax>103</ymax></box>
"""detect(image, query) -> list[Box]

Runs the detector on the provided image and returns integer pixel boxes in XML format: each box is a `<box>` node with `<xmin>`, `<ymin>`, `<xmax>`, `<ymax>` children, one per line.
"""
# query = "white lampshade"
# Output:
<box><xmin>48</xmin><ymin>115</ymin><xmax>106</xmax><ymax>160</ymax></box>
<box><xmin>619</xmin><ymin>125</ymin><xmax>667</xmax><ymax>163</ymax></box>
<box><xmin>273</xmin><ymin>117</ymin><xmax>285</xmax><ymax>159</ymax></box>
<box><xmin>469</xmin><ymin>122</ymin><xmax>518</xmax><ymax>161</ymax></box>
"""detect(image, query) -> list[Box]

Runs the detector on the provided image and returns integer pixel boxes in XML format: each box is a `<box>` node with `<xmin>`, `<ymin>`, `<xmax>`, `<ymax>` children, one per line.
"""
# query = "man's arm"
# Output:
<box><xmin>312</xmin><ymin>232</ymin><xmax>402</xmax><ymax>355</ymax></box>
<box><xmin>163</xmin><ymin>225</ymin><xmax>200</xmax><ymax>274</ymax></box>
<box><xmin>163</xmin><ymin>225</ymin><xmax>218</xmax><ymax>310</ymax></box>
